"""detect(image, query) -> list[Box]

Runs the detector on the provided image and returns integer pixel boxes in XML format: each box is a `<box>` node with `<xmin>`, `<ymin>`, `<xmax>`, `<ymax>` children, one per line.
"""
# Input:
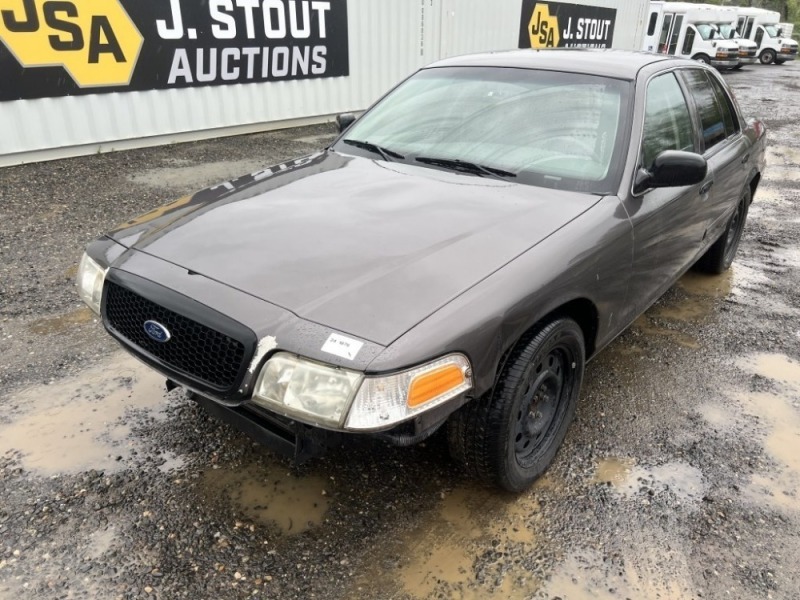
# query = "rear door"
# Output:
<box><xmin>678</xmin><ymin>68</ymin><xmax>749</xmax><ymax>248</ymax></box>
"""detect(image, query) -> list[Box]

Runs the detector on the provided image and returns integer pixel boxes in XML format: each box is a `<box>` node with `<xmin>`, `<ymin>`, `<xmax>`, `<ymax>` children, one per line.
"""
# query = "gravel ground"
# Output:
<box><xmin>1</xmin><ymin>62</ymin><xmax>799</xmax><ymax>600</ymax></box>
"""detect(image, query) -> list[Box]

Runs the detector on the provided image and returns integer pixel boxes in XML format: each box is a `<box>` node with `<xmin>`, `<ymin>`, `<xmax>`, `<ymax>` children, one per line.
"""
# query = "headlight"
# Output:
<box><xmin>76</xmin><ymin>252</ymin><xmax>107</xmax><ymax>315</ymax></box>
<box><xmin>345</xmin><ymin>354</ymin><xmax>472</xmax><ymax>431</ymax></box>
<box><xmin>252</xmin><ymin>352</ymin><xmax>473</xmax><ymax>431</ymax></box>
<box><xmin>252</xmin><ymin>353</ymin><xmax>363</xmax><ymax>428</ymax></box>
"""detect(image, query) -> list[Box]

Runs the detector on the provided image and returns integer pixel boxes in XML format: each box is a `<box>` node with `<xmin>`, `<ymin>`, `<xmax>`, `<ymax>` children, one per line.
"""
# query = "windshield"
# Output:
<box><xmin>696</xmin><ymin>24</ymin><xmax>720</xmax><ymax>40</ymax></box>
<box><xmin>764</xmin><ymin>25</ymin><xmax>781</xmax><ymax>37</ymax></box>
<box><xmin>332</xmin><ymin>66</ymin><xmax>631</xmax><ymax>194</ymax></box>
<box><xmin>716</xmin><ymin>23</ymin><xmax>739</xmax><ymax>39</ymax></box>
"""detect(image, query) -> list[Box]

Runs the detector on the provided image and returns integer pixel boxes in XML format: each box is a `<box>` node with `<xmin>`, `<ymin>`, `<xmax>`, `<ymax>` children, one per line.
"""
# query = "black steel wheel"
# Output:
<box><xmin>760</xmin><ymin>49</ymin><xmax>776</xmax><ymax>64</ymax></box>
<box><xmin>695</xmin><ymin>186</ymin><xmax>751</xmax><ymax>274</ymax></box>
<box><xmin>448</xmin><ymin>317</ymin><xmax>585</xmax><ymax>492</ymax></box>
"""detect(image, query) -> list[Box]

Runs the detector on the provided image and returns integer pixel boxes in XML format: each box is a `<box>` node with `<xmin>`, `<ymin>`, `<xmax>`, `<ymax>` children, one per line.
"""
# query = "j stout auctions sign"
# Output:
<box><xmin>0</xmin><ymin>0</ymin><xmax>349</xmax><ymax>101</ymax></box>
<box><xmin>518</xmin><ymin>1</ymin><xmax>616</xmax><ymax>49</ymax></box>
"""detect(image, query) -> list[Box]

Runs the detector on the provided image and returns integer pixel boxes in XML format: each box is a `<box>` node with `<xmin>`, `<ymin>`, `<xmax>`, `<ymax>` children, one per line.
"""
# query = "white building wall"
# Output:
<box><xmin>0</xmin><ymin>0</ymin><xmax>649</xmax><ymax>167</ymax></box>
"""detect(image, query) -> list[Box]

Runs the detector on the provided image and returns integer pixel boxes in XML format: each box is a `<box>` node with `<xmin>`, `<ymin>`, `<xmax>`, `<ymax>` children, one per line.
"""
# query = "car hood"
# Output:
<box><xmin>110</xmin><ymin>151</ymin><xmax>599</xmax><ymax>346</ymax></box>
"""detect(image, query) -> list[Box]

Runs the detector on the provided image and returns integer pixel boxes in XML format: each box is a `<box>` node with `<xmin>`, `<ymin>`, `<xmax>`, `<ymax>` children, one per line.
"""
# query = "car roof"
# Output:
<box><xmin>425</xmin><ymin>49</ymin><xmax>688</xmax><ymax>80</ymax></box>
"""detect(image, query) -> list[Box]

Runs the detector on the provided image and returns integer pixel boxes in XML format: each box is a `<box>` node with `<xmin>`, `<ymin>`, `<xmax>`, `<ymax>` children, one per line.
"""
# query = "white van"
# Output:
<box><xmin>643</xmin><ymin>2</ymin><xmax>740</xmax><ymax>69</ymax></box>
<box><xmin>711</xmin><ymin>6</ymin><xmax>759</xmax><ymax>68</ymax></box>
<box><xmin>734</xmin><ymin>7</ymin><xmax>798</xmax><ymax>64</ymax></box>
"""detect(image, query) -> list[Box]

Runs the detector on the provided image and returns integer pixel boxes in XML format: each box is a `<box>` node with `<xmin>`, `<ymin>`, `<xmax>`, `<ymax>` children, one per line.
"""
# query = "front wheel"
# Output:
<box><xmin>775</xmin><ymin>59</ymin><xmax>786</xmax><ymax>65</ymax></box>
<box><xmin>760</xmin><ymin>49</ymin><xmax>776</xmax><ymax>64</ymax></box>
<box><xmin>447</xmin><ymin>318</ymin><xmax>585</xmax><ymax>492</ymax></box>
<box><xmin>695</xmin><ymin>186</ymin><xmax>751</xmax><ymax>274</ymax></box>
<box><xmin>693</xmin><ymin>54</ymin><xmax>711</xmax><ymax>64</ymax></box>
<box><xmin>732</xmin><ymin>64</ymin><xmax>744</xmax><ymax>70</ymax></box>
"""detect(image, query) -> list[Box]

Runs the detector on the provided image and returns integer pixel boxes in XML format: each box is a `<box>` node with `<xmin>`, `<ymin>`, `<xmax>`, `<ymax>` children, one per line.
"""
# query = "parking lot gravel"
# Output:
<box><xmin>1</xmin><ymin>62</ymin><xmax>799</xmax><ymax>600</ymax></box>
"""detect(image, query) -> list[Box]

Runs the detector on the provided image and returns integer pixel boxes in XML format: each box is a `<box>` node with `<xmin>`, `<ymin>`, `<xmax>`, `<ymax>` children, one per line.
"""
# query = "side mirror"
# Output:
<box><xmin>634</xmin><ymin>150</ymin><xmax>707</xmax><ymax>194</ymax></box>
<box><xmin>336</xmin><ymin>113</ymin><xmax>356</xmax><ymax>133</ymax></box>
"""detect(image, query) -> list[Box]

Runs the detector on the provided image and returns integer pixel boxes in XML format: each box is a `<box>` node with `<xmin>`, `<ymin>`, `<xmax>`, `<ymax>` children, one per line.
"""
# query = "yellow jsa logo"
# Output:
<box><xmin>0</xmin><ymin>0</ymin><xmax>142</xmax><ymax>87</ymax></box>
<box><xmin>528</xmin><ymin>4</ymin><xmax>560</xmax><ymax>48</ymax></box>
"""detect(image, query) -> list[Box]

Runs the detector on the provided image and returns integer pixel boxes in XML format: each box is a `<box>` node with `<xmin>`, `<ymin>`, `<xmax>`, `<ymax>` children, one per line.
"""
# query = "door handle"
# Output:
<box><xmin>741</xmin><ymin>154</ymin><xmax>750</xmax><ymax>164</ymax></box>
<box><xmin>699</xmin><ymin>180</ymin><xmax>714</xmax><ymax>195</ymax></box>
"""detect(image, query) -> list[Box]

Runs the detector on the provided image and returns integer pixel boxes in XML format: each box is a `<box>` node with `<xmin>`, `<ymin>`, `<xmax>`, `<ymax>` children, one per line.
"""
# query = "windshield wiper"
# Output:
<box><xmin>342</xmin><ymin>139</ymin><xmax>404</xmax><ymax>161</ymax></box>
<box><xmin>415</xmin><ymin>156</ymin><xmax>517</xmax><ymax>179</ymax></box>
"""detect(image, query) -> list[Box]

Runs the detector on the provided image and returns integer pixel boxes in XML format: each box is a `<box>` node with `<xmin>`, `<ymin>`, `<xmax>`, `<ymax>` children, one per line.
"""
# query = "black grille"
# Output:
<box><xmin>104</xmin><ymin>282</ymin><xmax>246</xmax><ymax>390</ymax></box>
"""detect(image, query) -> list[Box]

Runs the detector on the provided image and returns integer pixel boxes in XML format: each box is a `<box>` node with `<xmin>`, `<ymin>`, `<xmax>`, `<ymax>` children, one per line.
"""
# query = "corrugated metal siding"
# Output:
<box><xmin>0</xmin><ymin>0</ymin><xmax>649</xmax><ymax>166</ymax></box>
<box><xmin>0</xmin><ymin>0</ymin><xmax>431</xmax><ymax>164</ymax></box>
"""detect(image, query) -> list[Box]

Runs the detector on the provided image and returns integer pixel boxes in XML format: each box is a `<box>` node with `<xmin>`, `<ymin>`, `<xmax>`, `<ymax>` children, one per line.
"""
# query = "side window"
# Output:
<box><xmin>707</xmin><ymin>75</ymin><xmax>740</xmax><ymax>137</ymax></box>
<box><xmin>744</xmin><ymin>20</ymin><xmax>754</xmax><ymax>39</ymax></box>
<box><xmin>754</xmin><ymin>27</ymin><xmax>764</xmax><ymax>46</ymax></box>
<box><xmin>736</xmin><ymin>16</ymin><xmax>745</xmax><ymax>35</ymax></box>
<box><xmin>681</xmin><ymin>69</ymin><xmax>726</xmax><ymax>151</ymax></box>
<box><xmin>647</xmin><ymin>12</ymin><xmax>658</xmax><ymax>36</ymax></box>
<box><xmin>641</xmin><ymin>73</ymin><xmax>695</xmax><ymax>168</ymax></box>
<box><xmin>682</xmin><ymin>27</ymin><xmax>696</xmax><ymax>55</ymax></box>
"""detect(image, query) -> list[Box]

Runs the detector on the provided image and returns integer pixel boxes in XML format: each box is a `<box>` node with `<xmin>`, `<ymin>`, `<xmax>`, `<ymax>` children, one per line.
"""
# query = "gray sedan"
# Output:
<box><xmin>77</xmin><ymin>49</ymin><xmax>766</xmax><ymax>491</ymax></box>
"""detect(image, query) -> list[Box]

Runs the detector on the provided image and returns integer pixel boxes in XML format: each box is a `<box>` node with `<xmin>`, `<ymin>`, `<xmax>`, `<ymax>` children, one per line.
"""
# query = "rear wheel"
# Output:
<box><xmin>447</xmin><ymin>318</ymin><xmax>585</xmax><ymax>492</ymax></box>
<box><xmin>760</xmin><ymin>49</ymin><xmax>776</xmax><ymax>64</ymax></box>
<box><xmin>695</xmin><ymin>186</ymin><xmax>751</xmax><ymax>274</ymax></box>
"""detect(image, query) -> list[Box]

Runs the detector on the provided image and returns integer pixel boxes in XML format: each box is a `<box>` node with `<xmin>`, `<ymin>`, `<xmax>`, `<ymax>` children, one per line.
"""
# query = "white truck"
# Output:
<box><xmin>643</xmin><ymin>2</ymin><xmax>740</xmax><ymax>69</ymax></box>
<box><xmin>734</xmin><ymin>7</ymin><xmax>798</xmax><ymax>64</ymax></box>
<box><xmin>706</xmin><ymin>6</ymin><xmax>759</xmax><ymax>69</ymax></box>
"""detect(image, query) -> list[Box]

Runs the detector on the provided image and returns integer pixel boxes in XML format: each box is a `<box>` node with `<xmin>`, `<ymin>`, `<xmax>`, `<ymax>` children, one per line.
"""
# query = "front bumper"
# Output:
<box><xmin>191</xmin><ymin>393</ymin><xmax>342</xmax><ymax>462</ymax></box>
<box><xmin>777</xmin><ymin>52</ymin><xmax>797</xmax><ymax>61</ymax></box>
<box><xmin>711</xmin><ymin>58</ymin><xmax>739</xmax><ymax>69</ymax></box>
<box><xmin>738</xmin><ymin>57</ymin><xmax>757</xmax><ymax>65</ymax></box>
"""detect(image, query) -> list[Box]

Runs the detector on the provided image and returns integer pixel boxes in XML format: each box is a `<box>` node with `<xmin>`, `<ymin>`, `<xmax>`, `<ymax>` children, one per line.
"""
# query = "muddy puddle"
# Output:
<box><xmin>0</xmin><ymin>353</ymin><xmax>175</xmax><ymax>475</ymax></box>
<box><xmin>353</xmin><ymin>482</ymin><xmax>544</xmax><ymax>599</ymax></box>
<box><xmin>542</xmin><ymin>548</ymin><xmax>695</xmax><ymax>600</ymax></box>
<box><xmin>632</xmin><ymin>270</ymin><xmax>735</xmax><ymax>349</ymax></box>
<box><xmin>200</xmin><ymin>465</ymin><xmax>329</xmax><ymax>535</ymax></box>
<box><xmin>735</xmin><ymin>353</ymin><xmax>800</xmax><ymax>514</ymax></box>
<box><xmin>27</xmin><ymin>307</ymin><xmax>96</xmax><ymax>335</ymax></box>
<box><xmin>634</xmin><ymin>257</ymin><xmax>797</xmax><ymax>347</ymax></box>
<box><xmin>594</xmin><ymin>458</ymin><xmax>706</xmax><ymax>504</ymax></box>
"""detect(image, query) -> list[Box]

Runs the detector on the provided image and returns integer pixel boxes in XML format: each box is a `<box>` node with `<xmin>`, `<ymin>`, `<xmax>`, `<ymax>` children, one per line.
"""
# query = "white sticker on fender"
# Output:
<box><xmin>321</xmin><ymin>333</ymin><xmax>364</xmax><ymax>361</ymax></box>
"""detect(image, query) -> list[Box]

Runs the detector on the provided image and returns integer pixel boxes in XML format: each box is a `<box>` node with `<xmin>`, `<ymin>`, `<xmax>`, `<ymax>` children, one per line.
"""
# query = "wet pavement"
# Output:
<box><xmin>1</xmin><ymin>62</ymin><xmax>799</xmax><ymax>600</ymax></box>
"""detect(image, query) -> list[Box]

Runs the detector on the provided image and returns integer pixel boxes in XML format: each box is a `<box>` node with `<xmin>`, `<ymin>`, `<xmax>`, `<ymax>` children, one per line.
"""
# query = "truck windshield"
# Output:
<box><xmin>333</xmin><ymin>66</ymin><xmax>631</xmax><ymax>194</ymax></box>
<box><xmin>764</xmin><ymin>25</ymin><xmax>781</xmax><ymax>37</ymax></box>
<box><xmin>716</xmin><ymin>24</ymin><xmax>739</xmax><ymax>39</ymax></box>
<box><xmin>696</xmin><ymin>24</ymin><xmax>721</xmax><ymax>40</ymax></box>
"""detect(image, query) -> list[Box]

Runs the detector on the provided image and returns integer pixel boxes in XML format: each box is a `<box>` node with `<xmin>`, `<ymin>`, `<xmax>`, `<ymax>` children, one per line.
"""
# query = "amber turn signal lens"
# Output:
<box><xmin>407</xmin><ymin>365</ymin><xmax>466</xmax><ymax>407</ymax></box>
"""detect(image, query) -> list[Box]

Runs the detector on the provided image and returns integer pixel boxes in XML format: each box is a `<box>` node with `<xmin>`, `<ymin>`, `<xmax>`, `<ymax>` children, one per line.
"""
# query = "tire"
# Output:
<box><xmin>775</xmin><ymin>59</ymin><xmax>786</xmax><ymax>65</ymax></box>
<box><xmin>447</xmin><ymin>317</ymin><xmax>585</xmax><ymax>492</ymax></box>
<box><xmin>695</xmin><ymin>186</ymin><xmax>751</xmax><ymax>274</ymax></box>
<box><xmin>760</xmin><ymin>49</ymin><xmax>776</xmax><ymax>65</ymax></box>
<box><xmin>693</xmin><ymin>54</ymin><xmax>711</xmax><ymax>64</ymax></box>
<box><xmin>732</xmin><ymin>64</ymin><xmax>744</xmax><ymax>70</ymax></box>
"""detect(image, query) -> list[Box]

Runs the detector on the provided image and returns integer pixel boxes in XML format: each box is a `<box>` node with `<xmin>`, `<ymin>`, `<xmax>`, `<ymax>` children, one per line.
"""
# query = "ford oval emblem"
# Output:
<box><xmin>143</xmin><ymin>320</ymin><xmax>171</xmax><ymax>343</ymax></box>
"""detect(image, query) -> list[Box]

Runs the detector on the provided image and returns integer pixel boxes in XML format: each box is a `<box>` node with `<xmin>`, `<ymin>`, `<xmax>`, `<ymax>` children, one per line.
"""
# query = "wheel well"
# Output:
<box><xmin>501</xmin><ymin>299</ymin><xmax>598</xmax><ymax>372</ymax></box>
<box><xmin>749</xmin><ymin>173</ymin><xmax>761</xmax><ymax>202</ymax></box>
<box><xmin>551</xmin><ymin>299</ymin><xmax>599</xmax><ymax>358</ymax></box>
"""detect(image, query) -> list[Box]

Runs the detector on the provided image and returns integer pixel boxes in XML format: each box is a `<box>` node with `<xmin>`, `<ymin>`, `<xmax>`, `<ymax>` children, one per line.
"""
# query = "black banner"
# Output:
<box><xmin>0</xmin><ymin>0</ymin><xmax>349</xmax><ymax>102</ymax></box>
<box><xmin>518</xmin><ymin>1</ymin><xmax>616</xmax><ymax>49</ymax></box>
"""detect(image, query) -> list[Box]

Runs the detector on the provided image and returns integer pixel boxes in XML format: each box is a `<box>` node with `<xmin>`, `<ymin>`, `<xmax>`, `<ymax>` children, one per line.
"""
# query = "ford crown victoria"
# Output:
<box><xmin>78</xmin><ymin>50</ymin><xmax>766</xmax><ymax>491</ymax></box>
